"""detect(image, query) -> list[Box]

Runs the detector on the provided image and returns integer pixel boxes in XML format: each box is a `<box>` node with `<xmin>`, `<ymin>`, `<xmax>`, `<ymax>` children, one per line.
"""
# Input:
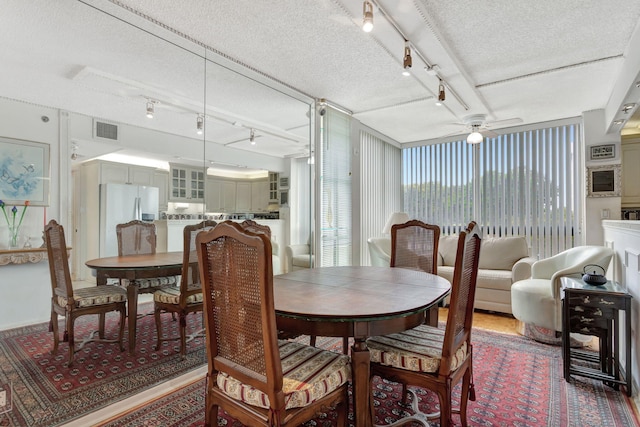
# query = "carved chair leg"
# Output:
<box><xmin>179</xmin><ymin>312</ymin><xmax>187</xmax><ymax>359</ymax></box>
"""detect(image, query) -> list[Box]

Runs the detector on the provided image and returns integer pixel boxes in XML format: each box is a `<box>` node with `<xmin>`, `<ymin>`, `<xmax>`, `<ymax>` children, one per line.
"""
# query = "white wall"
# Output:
<box><xmin>583</xmin><ymin>109</ymin><xmax>622</xmax><ymax>245</ymax></box>
<box><xmin>603</xmin><ymin>220</ymin><xmax>640</xmax><ymax>397</ymax></box>
<box><xmin>0</xmin><ymin>98</ymin><xmax>67</xmax><ymax>330</ymax></box>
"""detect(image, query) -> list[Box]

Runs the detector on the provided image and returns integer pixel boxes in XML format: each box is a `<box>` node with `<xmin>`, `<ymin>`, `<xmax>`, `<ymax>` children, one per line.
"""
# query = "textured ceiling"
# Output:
<box><xmin>1</xmin><ymin>0</ymin><xmax>640</xmax><ymax>165</ymax></box>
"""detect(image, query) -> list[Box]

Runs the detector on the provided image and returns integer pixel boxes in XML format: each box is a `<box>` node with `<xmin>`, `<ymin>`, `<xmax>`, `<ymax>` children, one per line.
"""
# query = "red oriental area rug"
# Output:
<box><xmin>0</xmin><ymin>303</ymin><xmax>206</xmax><ymax>426</ymax></box>
<box><xmin>98</xmin><ymin>330</ymin><xmax>640</xmax><ymax>427</ymax></box>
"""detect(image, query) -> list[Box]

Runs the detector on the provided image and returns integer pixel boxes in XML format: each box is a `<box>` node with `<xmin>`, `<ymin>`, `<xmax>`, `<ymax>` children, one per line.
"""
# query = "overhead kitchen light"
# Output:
<box><xmin>362</xmin><ymin>1</ymin><xmax>374</xmax><ymax>32</ymax></box>
<box><xmin>622</xmin><ymin>103</ymin><xmax>636</xmax><ymax>114</ymax></box>
<box><xmin>466</xmin><ymin>124</ymin><xmax>483</xmax><ymax>144</ymax></box>
<box><xmin>613</xmin><ymin>119</ymin><xmax>625</xmax><ymax>125</ymax></box>
<box><xmin>402</xmin><ymin>40</ymin><xmax>412</xmax><ymax>76</ymax></box>
<box><xmin>196</xmin><ymin>115</ymin><xmax>204</xmax><ymax>135</ymax></box>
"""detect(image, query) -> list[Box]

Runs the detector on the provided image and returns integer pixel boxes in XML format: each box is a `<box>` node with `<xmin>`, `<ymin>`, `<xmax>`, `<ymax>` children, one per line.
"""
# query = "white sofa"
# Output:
<box><xmin>438</xmin><ymin>235</ymin><xmax>535</xmax><ymax>314</ymax></box>
<box><xmin>368</xmin><ymin>235</ymin><xmax>536</xmax><ymax>314</ymax></box>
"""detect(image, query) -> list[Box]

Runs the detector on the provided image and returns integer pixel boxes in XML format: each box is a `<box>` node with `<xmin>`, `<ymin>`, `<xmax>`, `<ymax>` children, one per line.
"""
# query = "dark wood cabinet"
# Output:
<box><xmin>561</xmin><ymin>277</ymin><xmax>632</xmax><ymax>396</ymax></box>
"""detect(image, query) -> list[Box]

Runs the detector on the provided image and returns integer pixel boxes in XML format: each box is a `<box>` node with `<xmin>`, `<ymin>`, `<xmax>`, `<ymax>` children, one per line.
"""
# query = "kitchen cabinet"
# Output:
<box><xmin>269</xmin><ymin>172</ymin><xmax>279</xmax><ymax>202</ymax></box>
<box><xmin>252</xmin><ymin>180</ymin><xmax>269</xmax><ymax>212</ymax></box>
<box><xmin>169</xmin><ymin>164</ymin><xmax>205</xmax><ymax>202</ymax></box>
<box><xmin>153</xmin><ymin>170</ymin><xmax>169</xmax><ymax>211</ymax></box>
<box><xmin>206</xmin><ymin>178</ymin><xmax>236</xmax><ymax>212</ymax></box>
<box><xmin>236</xmin><ymin>182</ymin><xmax>252</xmax><ymax>211</ymax></box>
<box><xmin>96</xmin><ymin>161</ymin><xmax>154</xmax><ymax>185</ymax></box>
<box><xmin>622</xmin><ymin>136</ymin><xmax>640</xmax><ymax>207</ymax></box>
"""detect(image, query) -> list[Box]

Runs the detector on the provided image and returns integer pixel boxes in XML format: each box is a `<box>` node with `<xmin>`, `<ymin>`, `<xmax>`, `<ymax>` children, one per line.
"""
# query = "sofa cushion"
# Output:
<box><xmin>476</xmin><ymin>269</ymin><xmax>513</xmax><ymax>291</ymax></box>
<box><xmin>478</xmin><ymin>237</ymin><xmax>529</xmax><ymax>270</ymax></box>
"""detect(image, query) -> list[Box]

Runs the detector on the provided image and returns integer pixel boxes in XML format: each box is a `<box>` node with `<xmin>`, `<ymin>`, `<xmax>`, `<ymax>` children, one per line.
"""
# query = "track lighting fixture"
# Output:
<box><xmin>250</xmin><ymin>128</ymin><xmax>256</xmax><ymax>145</ymax></box>
<box><xmin>70</xmin><ymin>142</ymin><xmax>78</xmax><ymax>160</ymax></box>
<box><xmin>435</xmin><ymin>79</ymin><xmax>445</xmax><ymax>106</ymax></box>
<box><xmin>196</xmin><ymin>115</ymin><xmax>204</xmax><ymax>135</ymax></box>
<box><xmin>466</xmin><ymin>124</ymin><xmax>483</xmax><ymax>144</ymax></box>
<box><xmin>402</xmin><ymin>40</ymin><xmax>412</xmax><ymax>76</ymax></box>
<box><xmin>362</xmin><ymin>1</ymin><xmax>373</xmax><ymax>32</ymax></box>
<box><xmin>145</xmin><ymin>101</ymin><xmax>155</xmax><ymax>119</ymax></box>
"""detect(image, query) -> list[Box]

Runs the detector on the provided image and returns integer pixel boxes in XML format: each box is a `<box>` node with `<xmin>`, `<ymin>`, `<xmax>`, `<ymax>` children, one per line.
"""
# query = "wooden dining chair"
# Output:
<box><xmin>392</xmin><ymin>219</ymin><xmax>441</xmax><ymax>327</ymax></box>
<box><xmin>196</xmin><ymin>221</ymin><xmax>351</xmax><ymax>427</ymax></box>
<box><xmin>367</xmin><ymin>221</ymin><xmax>481</xmax><ymax>427</ymax></box>
<box><xmin>116</xmin><ymin>219</ymin><xmax>179</xmax><ymax>291</ymax></box>
<box><xmin>153</xmin><ymin>220</ymin><xmax>217</xmax><ymax>358</ymax></box>
<box><xmin>45</xmin><ymin>219</ymin><xmax>127</xmax><ymax>367</ymax></box>
<box><xmin>391</xmin><ymin>219</ymin><xmax>440</xmax><ymax>275</ymax></box>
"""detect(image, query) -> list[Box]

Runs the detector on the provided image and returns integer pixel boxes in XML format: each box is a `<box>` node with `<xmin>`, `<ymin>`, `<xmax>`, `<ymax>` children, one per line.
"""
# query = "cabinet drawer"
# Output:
<box><xmin>567</xmin><ymin>294</ymin><xmax>625</xmax><ymax>310</ymax></box>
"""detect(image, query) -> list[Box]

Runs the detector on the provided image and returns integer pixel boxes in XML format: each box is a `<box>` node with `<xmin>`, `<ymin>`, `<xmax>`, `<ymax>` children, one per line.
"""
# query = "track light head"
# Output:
<box><xmin>196</xmin><ymin>115</ymin><xmax>204</xmax><ymax>135</ymax></box>
<box><xmin>362</xmin><ymin>1</ymin><xmax>373</xmax><ymax>32</ymax></box>
<box><xmin>438</xmin><ymin>80</ymin><xmax>445</xmax><ymax>102</ymax></box>
<box><xmin>250</xmin><ymin>129</ymin><xmax>256</xmax><ymax>145</ymax></box>
<box><xmin>146</xmin><ymin>101</ymin><xmax>155</xmax><ymax>119</ymax></box>
<box><xmin>403</xmin><ymin>40</ymin><xmax>412</xmax><ymax>74</ymax></box>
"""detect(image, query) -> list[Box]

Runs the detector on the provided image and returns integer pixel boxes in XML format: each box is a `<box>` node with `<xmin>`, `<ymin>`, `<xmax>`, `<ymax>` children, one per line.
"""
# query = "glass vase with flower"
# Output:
<box><xmin>0</xmin><ymin>200</ymin><xmax>30</xmax><ymax>249</ymax></box>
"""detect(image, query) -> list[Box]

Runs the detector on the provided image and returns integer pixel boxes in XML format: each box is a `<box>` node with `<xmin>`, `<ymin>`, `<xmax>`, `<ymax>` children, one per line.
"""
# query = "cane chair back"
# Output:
<box><xmin>240</xmin><ymin>219</ymin><xmax>271</xmax><ymax>239</ymax></box>
<box><xmin>367</xmin><ymin>221</ymin><xmax>481</xmax><ymax>427</ymax></box>
<box><xmin>45</xmin><ymin>220</ymin><xmax>127</xmax><ymax>367</ymax></box>
<box><xmin>116</xmin><ymin>219</ymin><xmax>178</xmax><ymax>291</ymax></box>
<box><xmin>153</xmin><ymin>220</ymin><xmax>217</xmax><ymax>357</ymax></box>
<box><xmin>391</xmin><ymin>219</ymin><xmax>440</xmax><ymax>275</ymax></box>
<box><xmin>116</xmin><ymin>220</ymin><xmax>156</xmax><ymax>256</ymax></box>
<box><xmin>197</xmin><ymin>221</ymin><xmax>350</xmax><ymax>427</ymax></box>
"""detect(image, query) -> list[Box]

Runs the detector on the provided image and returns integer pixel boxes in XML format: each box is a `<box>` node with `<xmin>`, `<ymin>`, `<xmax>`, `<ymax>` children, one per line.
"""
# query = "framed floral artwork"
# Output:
<box><xmin>0</xmin><ymin>137</ymin><xmax>50</xmax><ymax>206</ymax></box>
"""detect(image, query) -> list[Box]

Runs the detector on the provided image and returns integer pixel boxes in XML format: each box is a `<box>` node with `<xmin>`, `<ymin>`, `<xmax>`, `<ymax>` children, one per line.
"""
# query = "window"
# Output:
<box><xmin>319</xmin><ymin>108</ymin><xmax>352</xmax><ymax>266</ymax></box>
<box><xmin>403</xmin><ymin>120</ymin><xmax>581</xmax><ymax>259</ymax></box>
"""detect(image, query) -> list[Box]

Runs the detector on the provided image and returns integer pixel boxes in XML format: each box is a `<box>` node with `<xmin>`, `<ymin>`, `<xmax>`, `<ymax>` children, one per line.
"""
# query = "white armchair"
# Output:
<box><xmin>367</xmin><ymin>237</ymin><xmax>391</xmax><ymax>266</ymax></box>
<box><xmin>286</xmin><ymin>244</ymin><xmax>314</xmax><ymax>271</ymax></box>
<box><xmin>511</xmin><ymin>245</ymin><xmax>614</xmax><ymax>333</ymax></box>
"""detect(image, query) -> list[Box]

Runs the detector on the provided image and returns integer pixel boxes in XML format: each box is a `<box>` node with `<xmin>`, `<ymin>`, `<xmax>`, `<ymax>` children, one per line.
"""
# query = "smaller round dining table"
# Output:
<box><xmin>273</xmin><ymin>266</ymin><xmax>451</xmax><ymax>427</ymax></box>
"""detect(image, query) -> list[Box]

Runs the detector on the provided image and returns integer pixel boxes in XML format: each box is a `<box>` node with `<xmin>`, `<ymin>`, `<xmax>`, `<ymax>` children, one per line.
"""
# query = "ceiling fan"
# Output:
<box><xmin>448</xmin><ymin>114</ymin><xmax>523</xmax><ymax>143</ymax></box>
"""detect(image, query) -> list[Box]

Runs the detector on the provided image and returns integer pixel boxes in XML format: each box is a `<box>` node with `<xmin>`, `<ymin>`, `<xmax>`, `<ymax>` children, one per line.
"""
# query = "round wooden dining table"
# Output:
<box><xmin>85</xmin><ymin>252</ymin><xmax>184</xmax><ymax>354</ymax></box>
<box><xmin>273</xmin><ymin>266</ymin><xmax>451</xmax><ymax>427</ymax></box>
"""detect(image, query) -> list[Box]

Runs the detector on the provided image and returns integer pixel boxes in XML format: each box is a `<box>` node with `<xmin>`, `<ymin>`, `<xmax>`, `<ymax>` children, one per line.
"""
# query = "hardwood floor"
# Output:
<box><xmin>439</xmin><ymin>307</ymin><xmax>519</xmax><ymax>335</ymax></box>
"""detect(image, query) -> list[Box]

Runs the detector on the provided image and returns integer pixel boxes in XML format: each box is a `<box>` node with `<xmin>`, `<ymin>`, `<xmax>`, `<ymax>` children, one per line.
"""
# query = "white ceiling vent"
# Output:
<box><xmin>93</xmin><ymin>120</ymin><xmax>119</xmax><ymax>141</ymax></box>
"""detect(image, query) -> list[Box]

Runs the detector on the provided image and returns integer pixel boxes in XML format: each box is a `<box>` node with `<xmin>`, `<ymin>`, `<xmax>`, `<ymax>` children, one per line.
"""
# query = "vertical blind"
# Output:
<box><xmin>359</xmin><ymin>130</ymin><xmax>402</xmax><ymax>265</ymax></box>
<box><xmin>403</xmin><ymin>121</ymin><xmax>581</xmax><ymax>259</ymax></box>
<box><xmin>319</xmin><ymin>108</ymin><xmax>352</xmax><ymax>266</ymax></box>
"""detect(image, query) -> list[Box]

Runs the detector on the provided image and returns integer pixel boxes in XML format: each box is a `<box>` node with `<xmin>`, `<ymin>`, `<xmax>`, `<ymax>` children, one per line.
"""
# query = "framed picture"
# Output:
<box><xmin>586</xmin><ymin>164</ymin><xmax>621</xmax><ymax>198</ymax></box>
<box><xmin>589</xmin><ymin>144</ymin><xmax>616</xmax><ymax>160</ymax></box>
<box><xmin>0</xmin><ymin>137</ymin><xmax>50</xmax><ymax>206</ymax></box>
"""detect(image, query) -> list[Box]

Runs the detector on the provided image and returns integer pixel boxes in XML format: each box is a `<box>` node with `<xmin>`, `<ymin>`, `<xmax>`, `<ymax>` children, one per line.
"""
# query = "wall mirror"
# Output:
<box><xmin>2</xmin><ymin>1</ymin><xmax>313</xmax><ymax>273</ymax></box>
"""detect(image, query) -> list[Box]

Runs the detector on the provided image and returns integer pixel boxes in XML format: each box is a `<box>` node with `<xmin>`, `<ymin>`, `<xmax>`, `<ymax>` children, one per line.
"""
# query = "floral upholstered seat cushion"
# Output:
<box><xmin>366</xmin><ymin>324</ymin><xmax>468</xmax><ymax>373</ymax></box>
<box><xmin>216</xmin><ymin>340</ymin><xmax>351</xmax><ymax>410</ymax></box>
<box><xmin>129</xmin><ymin>275</ymin><xmax>179</xmax><ymax>290</ymax></box>
<box><xmin>153</xmin><ymin>284</ymin><xmax>203</xmax><ymax>305</ymax></box>
<box><xmin>57</xmin><ymin>285</ymin><xmax>127</xmax><ymax>308</ymax></box>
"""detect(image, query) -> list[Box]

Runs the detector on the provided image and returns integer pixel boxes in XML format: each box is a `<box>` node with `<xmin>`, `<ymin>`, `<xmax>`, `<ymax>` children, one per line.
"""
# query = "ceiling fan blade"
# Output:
<box><xmin>481</xmin><ymin>129</ymin><xmax>498</xmax><ymax>138</ymax></box>
<box><xmin>487</xmin><ymin>117</ymin><xmax>523</xmax><ymax>128</ymax></box>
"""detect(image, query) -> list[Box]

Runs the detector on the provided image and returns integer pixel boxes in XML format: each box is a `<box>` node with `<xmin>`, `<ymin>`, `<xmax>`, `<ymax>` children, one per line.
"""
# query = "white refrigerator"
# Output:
<box><xmin>99</xmin><ymin>183</ymin><xmax>160</xmax><ymax>257</ymax></box>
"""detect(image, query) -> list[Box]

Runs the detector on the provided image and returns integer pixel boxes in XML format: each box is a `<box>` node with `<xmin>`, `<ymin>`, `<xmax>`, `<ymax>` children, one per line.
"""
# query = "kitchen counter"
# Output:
<box><xmin>156</xmin><ymin>219</ymin><xmax>286</xmax><ymax>270</ymax></box>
